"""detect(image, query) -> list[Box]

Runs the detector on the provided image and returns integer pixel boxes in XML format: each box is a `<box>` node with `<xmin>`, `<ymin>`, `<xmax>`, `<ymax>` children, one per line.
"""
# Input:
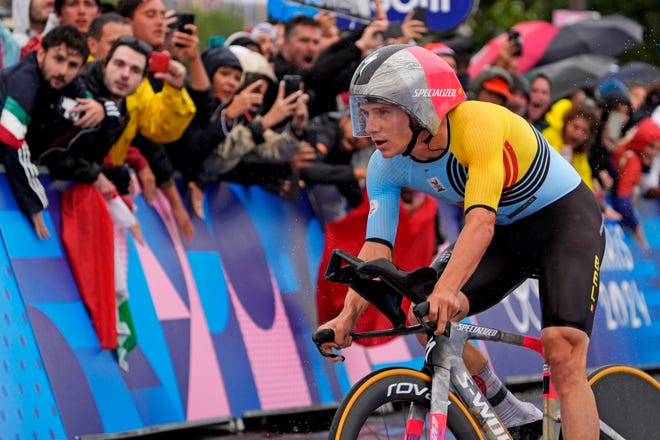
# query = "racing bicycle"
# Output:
<box><xmin>312</xmin><ymin>249</ymin><xmax>660</xmax><ymax>439</ymax></box>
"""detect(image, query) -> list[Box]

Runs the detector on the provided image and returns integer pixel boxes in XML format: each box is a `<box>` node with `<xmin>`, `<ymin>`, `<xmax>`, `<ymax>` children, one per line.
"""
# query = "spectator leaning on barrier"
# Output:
<box><xmin>195</xmin><ymin>47</ymin><xmax>310</xmax><ymax>202</ymax></box>
<box><xmin>0</xmin><ymin>25</ymin><xmax>120</xmax><ymax>239</ymax></box>
<box><xmin>116</xmin><ymin>0</ymin><xmax>199</xmax><ymax>240</ymax></box>
<box><xmin>81</xmin><ymin>35</ymin><xmax>154</xmax><ymax>202</ymax></box>
<box><xmin>166</xmin><ymin>45</ymin><xmax>244</xmax><ymax>218</ymax></box>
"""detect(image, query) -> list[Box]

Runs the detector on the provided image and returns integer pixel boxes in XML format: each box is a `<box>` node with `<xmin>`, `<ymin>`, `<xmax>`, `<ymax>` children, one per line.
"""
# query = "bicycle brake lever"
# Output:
<box><xmin>312</xmin><ymin>328</ymin><xmax>345</xmax><ymax>362</ymax></box>
<box><xmin>412</xmin><ymin>302</ymin><xmax>451</xmax><ymax>336</ymax></box>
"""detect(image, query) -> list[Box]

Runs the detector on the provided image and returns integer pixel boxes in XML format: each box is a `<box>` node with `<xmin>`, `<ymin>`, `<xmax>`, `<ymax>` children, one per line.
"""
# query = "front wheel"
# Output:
<box><xmin>329</xmin><ymin>367</ymin><xmax>483</xmax><ymax>439</ymax></box>
<box><xmin>588</xmin><ymin>364</ymin><xmax>660</xmax><ymax>440</ymax></box>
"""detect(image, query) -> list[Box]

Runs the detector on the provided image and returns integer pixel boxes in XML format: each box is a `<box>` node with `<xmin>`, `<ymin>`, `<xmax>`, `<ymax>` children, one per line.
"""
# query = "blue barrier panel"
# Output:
<box><xmin>0</xmin><ymin>171</ymin><xmax>658</xmax><ymax>438</ymax></box>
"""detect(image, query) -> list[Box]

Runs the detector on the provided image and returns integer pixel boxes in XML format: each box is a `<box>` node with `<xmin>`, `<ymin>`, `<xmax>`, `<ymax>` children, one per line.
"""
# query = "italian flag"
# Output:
<box><xmin>0</xmin><ymin>96</ymin><xmax>30</xmax><ymax>149</ymax></box>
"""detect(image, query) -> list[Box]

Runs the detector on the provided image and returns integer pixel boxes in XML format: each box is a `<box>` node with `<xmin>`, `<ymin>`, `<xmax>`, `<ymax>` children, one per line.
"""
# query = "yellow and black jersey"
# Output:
<box><xmin>366</xmin><ymin>101</ymin><xmax>581</xmax><ymax>245</ymax></box>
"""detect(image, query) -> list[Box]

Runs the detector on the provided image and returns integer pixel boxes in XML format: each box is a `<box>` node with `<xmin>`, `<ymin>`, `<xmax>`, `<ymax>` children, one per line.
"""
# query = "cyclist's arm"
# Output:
<box><xmin>342</xmin><ymin>240</ymin><xmax>392</xmax><ymax>321</ymax></box>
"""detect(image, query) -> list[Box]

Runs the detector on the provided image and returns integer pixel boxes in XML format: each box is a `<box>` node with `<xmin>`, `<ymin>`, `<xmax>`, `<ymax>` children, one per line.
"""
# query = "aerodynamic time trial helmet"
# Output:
<box><xmin>349</xmin><ymin>44</ymin><xmax>466</xmax><ymax>138</ymax></box>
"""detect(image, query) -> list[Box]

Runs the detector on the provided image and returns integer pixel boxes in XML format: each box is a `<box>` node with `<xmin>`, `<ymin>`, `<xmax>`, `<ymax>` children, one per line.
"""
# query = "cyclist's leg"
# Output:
<box><xmin>429</xmin><ymin>245</ymin><xmax>543</xmax><ymax>432</ymax></box>
<box><xmin>537</xmin><ymin>182</ymin><xmax>605</xmax><ymax>440</ymax></box>
<box><xmin>542</xmin><ymin>326</ymin><xmax>598</xmax><ymax>440</ymax></box>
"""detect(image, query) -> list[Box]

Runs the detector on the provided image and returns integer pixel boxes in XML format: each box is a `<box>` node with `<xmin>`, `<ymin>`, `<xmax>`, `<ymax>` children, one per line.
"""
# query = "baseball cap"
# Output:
<box><xmin>424</xmin><ymin>42</ymin><xmax>456</xmax><ymax>59</ymax></box>
<box><xmin>482</xmin><ymin>77</ymin><xmax>511</xmax><ymax>100</ymax></box>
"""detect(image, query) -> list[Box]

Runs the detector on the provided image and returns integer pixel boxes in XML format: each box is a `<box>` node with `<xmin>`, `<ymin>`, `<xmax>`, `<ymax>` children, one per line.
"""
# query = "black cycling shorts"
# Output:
<box><xmin>430</xmin><ymin>182</ymin><xmax>606</xmax><ymax>336</ymax></box>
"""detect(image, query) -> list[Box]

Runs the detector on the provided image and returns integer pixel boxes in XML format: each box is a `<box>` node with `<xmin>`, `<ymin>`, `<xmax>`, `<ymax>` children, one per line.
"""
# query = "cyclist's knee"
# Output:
<box><xmin>541</xmin><ymin>326</ymin><xmax>589</xmax><ymax>389</ymax></box>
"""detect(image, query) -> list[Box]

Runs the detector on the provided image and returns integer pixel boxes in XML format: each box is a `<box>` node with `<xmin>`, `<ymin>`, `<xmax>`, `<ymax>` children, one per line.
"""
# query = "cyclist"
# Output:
<box><xmin>318</xmin><ymin>44</ymin><xmax>605</xmax><ymax>440</ymax></box>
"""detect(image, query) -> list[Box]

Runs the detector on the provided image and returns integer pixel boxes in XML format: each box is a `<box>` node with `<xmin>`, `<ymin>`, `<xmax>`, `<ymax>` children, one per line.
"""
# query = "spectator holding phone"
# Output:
<box><xmin>271</xmin><ymin>8</ymin><xmax>388</xmax><ymax>119</ymax></box>
<box><xmin>0</xmin><ymin>25</ymin><xmax>121</xmax><ymax>239</ymax></box>
<box><xmin>174</xmin><ymin>46</ymin><xmax>310</xmax><ymax>215</ymax></box>
<box><xmin>116</xmin><ymin>0</ymin><xmax>201</xmax><ymax>240</ymax></box>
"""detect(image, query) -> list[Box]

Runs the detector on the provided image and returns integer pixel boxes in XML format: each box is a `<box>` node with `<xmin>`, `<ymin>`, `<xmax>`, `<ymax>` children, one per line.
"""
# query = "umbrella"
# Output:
<box><xmin>601</xmin><ymin>62</ymin><xmax>660</xmax><ymax>86</ymax></box>
<box><xmin>539</xmin><ymin>14</ymin><xmax>643</xmax><ymax>65</ymax></box>
<box><xmin>468</xmin><ymin>20</ymin><xmax>558</xmax><ymax>78</ymax></box>
<box><xmin>528</xmin><ymin>54</ymin><xmax>616</xmax><ymax>103</ymax></box>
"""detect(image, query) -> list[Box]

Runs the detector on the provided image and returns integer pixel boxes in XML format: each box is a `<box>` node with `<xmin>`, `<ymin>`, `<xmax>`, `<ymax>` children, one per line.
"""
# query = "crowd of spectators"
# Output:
<box><xmin>0</xmin><ymin>0</ymin><xmax>658</xmax><ymax>358</ymax></box>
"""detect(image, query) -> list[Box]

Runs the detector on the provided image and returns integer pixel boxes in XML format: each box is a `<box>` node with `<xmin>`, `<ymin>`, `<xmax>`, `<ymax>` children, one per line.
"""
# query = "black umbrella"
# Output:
<box><xmin>528</xmin><ymin>54</ymin><xmax>616</xmax><ymax>103</ymax></box>
<box><xmin>539</xmin><ymin>14</ymin><xmax>643</xmax><ymax>65</ymax></box>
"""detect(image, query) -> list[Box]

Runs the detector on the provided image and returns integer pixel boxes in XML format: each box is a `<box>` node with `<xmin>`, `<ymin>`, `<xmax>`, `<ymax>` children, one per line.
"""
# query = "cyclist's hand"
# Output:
<box><xmin>425</xmin><ymin>284</ymin><xmax>461</xmax><ymax>335</ymax></box>
<box><xmin>317</xmin><ymin>316</ymin><xmax>355</xmax><ymax>362</ymax></box>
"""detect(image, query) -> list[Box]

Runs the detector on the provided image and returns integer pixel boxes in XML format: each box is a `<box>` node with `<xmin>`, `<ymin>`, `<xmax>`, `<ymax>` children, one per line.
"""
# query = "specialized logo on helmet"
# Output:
<box><xmin>413</xmin><ymin>88</ymin><xmax>462</xmax><ymax>98</ymax></box>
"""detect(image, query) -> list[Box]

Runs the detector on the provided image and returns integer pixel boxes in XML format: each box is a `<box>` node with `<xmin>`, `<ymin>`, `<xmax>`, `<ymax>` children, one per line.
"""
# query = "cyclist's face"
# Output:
<box><xmin>359</xmin><ymin>102</ymin><xmax>411</xmax><ymax>158</ymax></box>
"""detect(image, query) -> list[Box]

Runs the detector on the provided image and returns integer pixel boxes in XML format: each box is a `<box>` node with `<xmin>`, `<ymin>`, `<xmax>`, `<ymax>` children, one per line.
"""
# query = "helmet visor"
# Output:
<box><xmin>350</xmin><ymin>95</ymin><xmax>418</xmax><ymax>138</ymax></box>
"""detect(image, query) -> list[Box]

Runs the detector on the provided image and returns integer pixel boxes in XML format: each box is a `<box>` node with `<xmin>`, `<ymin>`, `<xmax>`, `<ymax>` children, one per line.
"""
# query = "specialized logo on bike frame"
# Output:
<box><xmin>413</xmin><ymin>88</ymin><xmax>460</xmax><ymax>98</ymax></box>
<box><xmin>427</xmin><ymin>177</ymin><xmax>446</xmax><ymax>193</ymax></box>
<box><xmin>457</xmin><ymin>323</ymin><xmax>498</xmax><ymax>337</ymax></box>
<box><xmin>368</xmin><ymin>199</ymin><xmax>378</xmax><ymax>218</ymax></box>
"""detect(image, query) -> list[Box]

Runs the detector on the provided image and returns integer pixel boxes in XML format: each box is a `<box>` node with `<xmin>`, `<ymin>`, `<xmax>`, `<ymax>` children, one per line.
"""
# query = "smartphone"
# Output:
<box><xmin>147</xmin><ymin>51</ymin><xmax>171</xmax><ymax>74</ymax></box>
<box><xmin>283</xmin><ymin>74</ymin><xmax>302</xmax><ymax>96</ymax></box>
<box><xmin>508</xmin><ymin>29</ymin><xmax>523</xmax><ymax>56</ymax></box>
<box><xmin>411</xmin><ymin>6</ymin><xmax>427</xmax><ymax>24</ymax></box>
<box><xmin>176</xmin><ymin>13</ymin><xmax>195</xmax><ymax>34</ymax></box>
<box><xmin>58</xmin><ymin>96</ymin><xmax>81</xmax><ymax>122</ymax></box>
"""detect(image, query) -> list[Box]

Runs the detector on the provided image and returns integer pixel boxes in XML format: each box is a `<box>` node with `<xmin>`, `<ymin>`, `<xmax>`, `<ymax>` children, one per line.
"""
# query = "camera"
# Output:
<box><xmin>508</xmin><ymin>30</ymin><xmax>523</xmax><ymax>57</ymax></box>
<box><xmin>58</xmin><ymin>96</ymin><xmax>81</xmax><ymax>122</ymax></box>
